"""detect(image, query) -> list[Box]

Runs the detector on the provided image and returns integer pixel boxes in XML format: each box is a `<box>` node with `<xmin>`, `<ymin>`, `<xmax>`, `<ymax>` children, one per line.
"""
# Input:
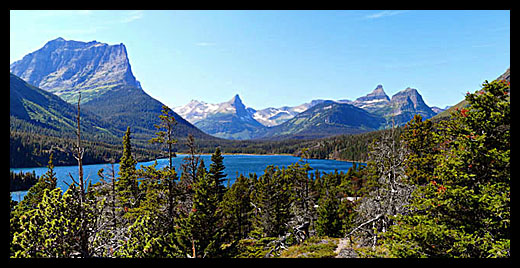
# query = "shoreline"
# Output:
<box><xmin>10</xmin><ymin>153</ymin><xmax>365</xmax><ymax>170</ymax></box>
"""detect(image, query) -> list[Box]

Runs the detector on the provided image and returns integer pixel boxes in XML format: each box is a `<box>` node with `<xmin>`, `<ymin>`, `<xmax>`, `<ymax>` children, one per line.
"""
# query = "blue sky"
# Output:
<box><xmin>10</xmin><ymin>10</ymin><xmax>510</xmax><ymax>109</ymax></box>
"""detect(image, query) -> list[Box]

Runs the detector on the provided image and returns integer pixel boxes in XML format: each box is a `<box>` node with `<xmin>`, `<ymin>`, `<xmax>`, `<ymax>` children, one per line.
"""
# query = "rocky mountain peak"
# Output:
<box><xmin>10</xmin><ymin>38</ymin><xmax>141</xmax><ymax>103</ymax></box>
<box><xmin>372</xmin><ymin>84</ymin><xmax>386</xmax><ymax>95</ymax></box>
<box><xmin>230</xmin><ymin>94</ymin><xmax>244</xmax><ymax>107</ymax></box>
<box><xmin>355</xmin><ymin>85</ymin><xmax>390</xmax><ymax>102</ymax></box>
<box><xmin>352</xmin><ymin>85</ymin><xmax>391</xmax><ymax>111</ymax></box>
<box><xmin>388</xmin><ymin>87</ymin><xmax>435</xmax><ymax>120</ymax></box>
<box><xmin>391</xmin><ymin>87</ymin><xmax>423</xmax><ymax>108</ymax></box>
<box><xmin>46</xmin><ymin>37</ymin><xmax>65</xmax><ymax>44</ymax></box>
<box><xmin>220</xmin><ymin>94</ymin><xmax>250</xmax><ymax>118</ymax></box>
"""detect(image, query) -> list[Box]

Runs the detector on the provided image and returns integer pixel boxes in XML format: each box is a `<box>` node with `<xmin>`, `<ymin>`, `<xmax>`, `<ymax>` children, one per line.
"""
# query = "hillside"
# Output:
<box><xmin>260</xmin><ymin>101</ymin><xmax>386</xmax><ymax>140</ymax></box>
<box><xmin>10</xmin><ymin>38</ymin><xmax>215</xmax><ymax>144</ymax></box>
<box><xmin>10</xmin><ymin>73</ymin><xmax>121</xmax><ymax>141</ymax></box>
<box><xmin>433</xmin><ymin>67</ymin><xmax>510</xmax><ymax>120</ymax></box>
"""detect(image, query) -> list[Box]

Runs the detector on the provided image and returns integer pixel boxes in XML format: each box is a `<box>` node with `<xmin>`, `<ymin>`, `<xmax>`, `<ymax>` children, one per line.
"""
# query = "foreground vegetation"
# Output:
<box><xmin>9</xmin><ymin>80</ymin><xmax>509</xmax><ymax>258</ymax></box>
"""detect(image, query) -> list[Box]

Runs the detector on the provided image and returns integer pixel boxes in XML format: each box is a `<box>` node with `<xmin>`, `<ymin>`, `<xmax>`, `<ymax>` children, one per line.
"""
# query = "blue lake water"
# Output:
<box><xmin>10</xmin><ymin>154</ymin><xmax>359</xmax><ymax>202</ymax></box>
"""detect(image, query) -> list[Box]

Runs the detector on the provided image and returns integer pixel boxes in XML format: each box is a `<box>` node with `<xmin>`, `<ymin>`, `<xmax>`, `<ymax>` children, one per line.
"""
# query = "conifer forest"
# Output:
<box><xmin>9</xmin><ymin>80</ymin><xmax>510</xmax><ymax>258</ymax></box>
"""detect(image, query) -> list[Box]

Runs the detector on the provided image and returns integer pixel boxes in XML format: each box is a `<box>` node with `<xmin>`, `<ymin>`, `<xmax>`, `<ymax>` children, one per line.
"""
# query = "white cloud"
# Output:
<box><xmin>365</xmin><ymin>10</ymin><xmax>408</xmax><ymax>19</ymax></box>
<box><xmin>195</xmin><ymin>42</ymin><xmax>216</xmax><ymax>47</ymax></box>
<box><xmin>121</xmin><ymin>10</ymin><xmax>144</xmax><ymax>23</ymax></box>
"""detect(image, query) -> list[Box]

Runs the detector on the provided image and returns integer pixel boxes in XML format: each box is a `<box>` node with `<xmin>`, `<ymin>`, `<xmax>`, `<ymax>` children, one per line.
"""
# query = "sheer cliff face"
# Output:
<box><xmin>10</xmin><ymin>37</ymin><xmax>141</xmax><ymax>103</ymax></box>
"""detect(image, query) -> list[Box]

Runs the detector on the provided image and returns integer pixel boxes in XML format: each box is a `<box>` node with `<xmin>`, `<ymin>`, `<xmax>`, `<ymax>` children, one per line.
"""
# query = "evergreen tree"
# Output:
<box><xmin>316</xmin><ymin>179</ymin><xmax>342</xmax><ymax>237</ymax></box>
<box><xmin>11</xmin><ymin>188</ymin><xmax>85</xmax><ymax>257</ymax></box>
<box><xmin>251</xmin><ymin>166</ymin><xmax>292</xmax><ymax>238</ymax></box>
<box><xmin>285</xmin><ymin>162</ymin><xmax>314</xmax><ymax>229</ymax></box>
<box><xmin>43</xmin><ymin>153</ymin><xmax>57</xmax><ymax>189</ymax></box>
<box><xmin>15</xmin><ymin>153</ymin><xmax>57</xmax><ymax>211</ymax></box>
<box><xmin>117</xmin><ymin>127</ymin><xmax>139</xmax><ymax>213</ymax></box>
<box><xmin>116</xmin><ymin>214</ymin><xmax>181</xmax><ymax>258</ymax></box>
<box><xmin>148</xmin><ymin>105</ymin><xmax>178</xmax><ymax>222</ymax></box>
<box><xmin>382</xmin><ymin>80</ymin><xmax>510</xmax><ymax>257</ymax></box>
<box><xmin>117</xmin><ymin>161</ymin><xmax>180</xmax><ymax>258</ymax></box>
<box><xmin>181</xmin><ymin>134</ymin><xmax>200</xmax><ymax>184</ymax></box>
<box><xmin>149</xmin><ymin>105</ymin><xmax>177</xmax><ymax>170</ymax></box>
<box><xmin>175</xmin><ymin>170</ymin><xmax>222</xmax><ymax>257</ymax></box>
<box><xmin>221</xmin><ymin>174</ymin><xmax>253</xmax><ymax>242</ymax></box>
<box><xmin>175</xmin><ymin>147</ymin><xmax>231</xmax><ymax>257</ymax></box>
<box><xmin>197</xmin><ymin>159</ymin><xmax>207</xmax><ymax>178</ymax></box>
<box><xmin>208</xmin><ymin>147</ymin><xmax>227</xmax><ymax>202</ymax></box>
<box><xmin>400</xmin><ymin>115</ymin><xmax>437</xmax><ymax>185</ymax></box>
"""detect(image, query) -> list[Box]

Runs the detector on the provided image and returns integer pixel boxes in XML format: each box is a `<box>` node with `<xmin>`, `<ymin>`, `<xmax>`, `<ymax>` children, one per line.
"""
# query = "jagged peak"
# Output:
<box><xmin>371</xmin><ymin>84</ymin><xmax>388</xmax><ymax>96</ymax></box>
<box><xmin>43</xmin><ymin>37</ymin><xmax>66</xmax><ymax>47</ymax></box>
<box><xmin>43</xmin><ymin>38</ymin><xmax>118</xmax><ymax>51</ymax></box>
<box><xmin>404</xmin><ymin>87</ymin><xmax>418</xmax><ymax>92</ymax></box>
<box><xmin>393</xmin><ymin>87</ymin><xmax>419</xmax><ymax>97</ymax></box>
<box><xmin>231</xmin><ymin>93</ymin><xmax>242</xmax><ymax>102</ymax></box>
<box><xmin>187</xmin><ymin>99</ymin><xmax>206</xmax><ymax>105</ymax></box>
<box><xmin>228</xmin><ymin>94</ymin><xmax>245</xmax><ymax>108</ymax></box>
<box><xmin>355</xmin><ymin>84</ymin><xmax>390</xmax><ymax>103</ymax></box>
<box><xmin>52</xmin><ymin>37</ymin><xmax>65</xmax><ymax>42</ymax></box>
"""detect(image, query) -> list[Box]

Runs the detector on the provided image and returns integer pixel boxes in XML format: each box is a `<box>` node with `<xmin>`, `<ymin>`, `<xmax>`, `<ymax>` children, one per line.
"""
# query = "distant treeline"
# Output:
<box><xmin>11</xmin><ymin>106</ymin><xmax>394</xmax><ymax>168</ymax></box>
<box><xmin>10</xmin><ymin>130</ymin><xmax>162</xmax><ymax>168</ymax></box>
<box><xmin>10</xmin><ymin>127</ymin><xmax>387</xmax><ymax>168</ymax></box>
<box><xmin>302</xmin><ymin>128</ymin><xmax>402</xmax><ymax>163</ymax></box>
<box><xmin>10</xmin><ymin>170</ymin><xmax>39</xmax><ymax>192</ymax></box>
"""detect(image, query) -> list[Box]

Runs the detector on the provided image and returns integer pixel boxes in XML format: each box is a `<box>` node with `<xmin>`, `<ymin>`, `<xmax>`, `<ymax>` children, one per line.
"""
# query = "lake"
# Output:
<box><xmin>10</xmin><ymin>154</ymin><xmax>359</xmax><ymax>202</ymax></box>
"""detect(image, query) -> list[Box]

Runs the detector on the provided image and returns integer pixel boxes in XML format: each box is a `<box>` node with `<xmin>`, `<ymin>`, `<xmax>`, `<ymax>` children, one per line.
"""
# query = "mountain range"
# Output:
<box><xmin>175</xmin><ymin>84</ymin><xmax>440</xmax><ymax>140</ymax></box>
<box><xmin>10</xmin><ymin>37</ymin><xmax>458</xmax><ymax>146</ymax></box>
<box><xmin>10</xmin><ymin>38</ymin><xmax>213</xmax><ymax>145</ymax></box>
<box><xmin>177</xmin><ymin>94</ymin><xmax>266</xmax><ymax>140</ymax></box>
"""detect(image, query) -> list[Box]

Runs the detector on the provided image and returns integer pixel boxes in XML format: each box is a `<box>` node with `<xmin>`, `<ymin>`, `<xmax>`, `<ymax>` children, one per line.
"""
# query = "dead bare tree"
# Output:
<box><xmin>66</xmin><ymin>92</ymin><xmax>93</xmax><ymax>257</ymax></box>
<box><xmin>91</xmin><ymin>161</ymin><xmax>132</xmax><ymax>257</ymax></box>
<box><xmin>346</xmin><ymin>125</ymin><xmax>415</xmax><ymax>249</ymax></box>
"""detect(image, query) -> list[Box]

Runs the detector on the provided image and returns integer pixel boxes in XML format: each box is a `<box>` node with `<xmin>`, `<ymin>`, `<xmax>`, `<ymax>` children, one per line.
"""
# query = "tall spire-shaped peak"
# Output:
<box><xmin>228</xmin><ymin>94</ymin><xmax>245</xmax><ymax>108</ymax></box>
<box><xmin>231</xmin><ymin>94</ymin><xmax>242</xmax><ymax>103</ymax></box>
<box><xmin>370</xmin><ymin>84</ymin><xmax>388</xmax><ymax>97</ymax></box>
<box><xmin>355</xmin><ymin>85</ymin><xmax>390</xmax><ymax>102</ymax></box>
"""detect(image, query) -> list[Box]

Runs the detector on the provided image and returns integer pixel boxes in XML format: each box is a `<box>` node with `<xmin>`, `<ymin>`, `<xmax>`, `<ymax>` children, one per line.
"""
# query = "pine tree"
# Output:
<box><xmin>400</xmin><ymin>114</ymin><xmax>437</xmax><ymax>185</ymax></box>
<box><xmin>208</xmin><ymin>147</ymin><xmax>227</xmax><ymax>202</ymax></box>
<box><xmin>117</xmin><ymin>160</ymin><xmax>180</xmax><ymax>258</ymax></box>
<box><xmin>175</xmin><ymin>171</ymin><xmax>222</xmax><ymax>257</ymax></box>
<box><xmin>197</xmin><ymin>159</ymin><xmax>206</xmax><ymax>178</ymax></box>
<box><xmin>117</xmin><ymin>127</ymin><xmax>139</xmax><ymax>213</ymax></box>
<box><xmin>148</xmin><ymin>105</ymin><xmax>178</xmax><ymax>221</ymax></box>
<box><xmin>251</xmin><ymin>165</ymin><xmax>292</xmax><ymax>238</ymax></box>
<box><xmin>15</xmin><ymin>153</ymin><xmax>57</xmax><ymax>211</ymax></box>
<box><xmin>149</xmin><ymin>105</ymin><xmax>177</xmax><ymax>170</ymax></box>
<box><xmin>316</xmin><ymin>177</ymin><xmax>342</xmax><ymax>237</ymax></box>
<box><xmin>42</xmin><ymin>153</ymin><xmax>57</xmax><ymax>189</ymax></box>
<box><xmin>221</xmin><ymin>174</ymin><xmax>253</xmax><ymax>242</ymax></box>
<box><xmin>11</xmin><ymin>188</ymin><xmax>85</xmax><ymax>257</ymax></box>
<box><xmin>382</xmin><ymin>80</ymin><xmax>510</xmax><ymax>257</ymax></box>
<box><xmin>181</xmin><ymin>134</ymin><xmax>200</xmax><ymax>184</ymax></box>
